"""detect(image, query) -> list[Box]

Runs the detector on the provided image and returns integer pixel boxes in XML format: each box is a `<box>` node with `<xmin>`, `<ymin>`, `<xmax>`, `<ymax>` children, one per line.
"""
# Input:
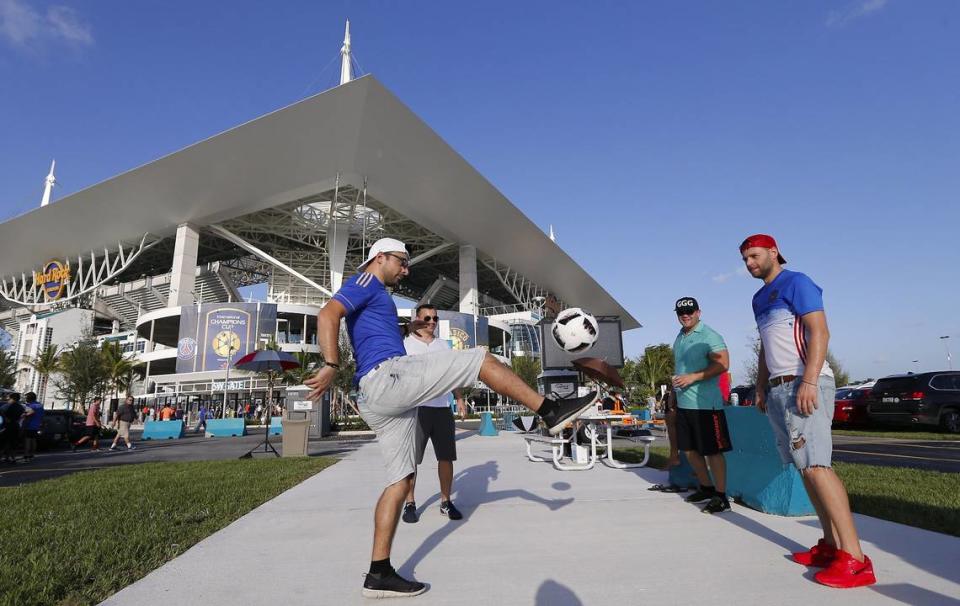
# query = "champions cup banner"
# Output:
<box><xmin>176</xmin><ymin>303</ymin><xmax>277</xmax><ymax>373</ymax></box>
<box><xmin>437</xmin><ymin>310</ymin><xmax>488</xmax><ymax>350</ymax></box>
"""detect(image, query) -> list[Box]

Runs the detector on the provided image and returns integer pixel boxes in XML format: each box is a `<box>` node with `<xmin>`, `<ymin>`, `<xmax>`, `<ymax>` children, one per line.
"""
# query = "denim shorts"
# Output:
<box><xmin>764</xmin><ymin>375</ymin><xmax>836</xmax><ymax>470</ymax></box>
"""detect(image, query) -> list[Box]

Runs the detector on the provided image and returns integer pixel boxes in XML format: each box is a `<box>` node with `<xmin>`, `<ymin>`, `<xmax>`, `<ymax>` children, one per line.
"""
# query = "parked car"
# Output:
<box><xmin>865</xmin><ymin>371</ymin><xmax>960</xmax><ymax>433</ymax></box>
<box><xmin>730</xmin><ymin>385</ymin><xmax>756</xmax><ymax>407</ymax></box>
<box><xmin>832</xmin><ymin>387</ymin><xmax>871</xmax><ymax>426</ymax></box>
<box><xmin>37</xmin><ymin>410</ymin><xmax>87</xmax><ymax>448</ymax></box>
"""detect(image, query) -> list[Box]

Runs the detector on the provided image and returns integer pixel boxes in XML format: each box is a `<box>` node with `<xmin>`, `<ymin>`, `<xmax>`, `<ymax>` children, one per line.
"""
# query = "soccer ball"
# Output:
<box><xmin>551</xmin><ymin>308</ymin><xmax>599</xmax><ymax>353</ymax></box>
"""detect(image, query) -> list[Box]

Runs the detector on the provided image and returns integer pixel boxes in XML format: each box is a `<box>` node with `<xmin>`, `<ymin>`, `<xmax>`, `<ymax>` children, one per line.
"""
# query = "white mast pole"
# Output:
<box><xmin>40</xmin><ymin>159</ymin><xmax>56</xmax><ymax>207</ymax></box>
<box><xmin>339</xmin><ymin>20</ymin><xmax>353</xmax><ymax>85</ymax></box>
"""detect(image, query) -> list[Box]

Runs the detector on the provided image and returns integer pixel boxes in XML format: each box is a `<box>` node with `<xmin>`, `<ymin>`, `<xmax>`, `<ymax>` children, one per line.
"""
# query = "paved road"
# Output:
<box><xmin>832</xmin><ymin>434</ymin><xmax>960</xmax><ymax>473</ymax></box>
<box><xmin>0</xmin><ymin>430</ymin><xmax>374</xmax><ymax>488</ymax></box>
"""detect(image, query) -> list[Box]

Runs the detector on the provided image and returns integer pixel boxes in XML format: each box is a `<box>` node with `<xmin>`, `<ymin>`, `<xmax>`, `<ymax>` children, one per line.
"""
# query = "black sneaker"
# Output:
<box><xmin>701</xmin><ymin>495</ymin><xmax>731</xmax><ymax>514</ymax></box>
<box><xmin>440</xmin><ymin>500</ymin><xmax>463</xmax><ymax>520</ymax></box>
<box><xmin>401</xmin><ymin>502</ymin><xmax>419</xmax><ymax>524</ymax></box>
<box><xmin>684</xmin><ymin>488</ymin><xmax>715</xmax><ymax>503</ymax></box>
<box><xmin>541</xmin><ymin>392</ymin><xmax>599</xmax><ymax>435</ymax></box>
<box><xmin>362</xmin><ymin>569</ymin><xmax>426</xmax><ymax>599</ymax></box>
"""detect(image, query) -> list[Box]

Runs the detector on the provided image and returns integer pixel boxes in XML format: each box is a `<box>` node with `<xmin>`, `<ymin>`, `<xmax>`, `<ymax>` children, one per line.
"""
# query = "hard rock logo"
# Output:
<box><xmin>34</xmin><ymin>260</ymin><xmax>70</xmax><ymax>301</ymax></box>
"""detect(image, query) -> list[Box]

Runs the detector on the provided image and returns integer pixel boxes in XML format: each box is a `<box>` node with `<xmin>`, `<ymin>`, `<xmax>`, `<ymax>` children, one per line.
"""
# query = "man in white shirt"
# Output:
<box><xmin>401</xmin><ymin>304</ymin><xmax>468</xmax><ymax>523</ymax></box>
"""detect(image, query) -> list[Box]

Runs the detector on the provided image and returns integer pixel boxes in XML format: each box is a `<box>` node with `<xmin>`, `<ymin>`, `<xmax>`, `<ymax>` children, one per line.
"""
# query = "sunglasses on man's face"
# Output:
<box><xmin>418</xmin><ymin>316</ymin><xmax>440</xmax><ymax>322</ymax></box>
<box><xmin>383</xmin><ymin>252</ymin><xmax>410</xmax><ymax>268</ymax></box>
<box><xmin>676</xmin><ymin>310</ymin><xmax>697</xmax><ymax>317</ymax></box>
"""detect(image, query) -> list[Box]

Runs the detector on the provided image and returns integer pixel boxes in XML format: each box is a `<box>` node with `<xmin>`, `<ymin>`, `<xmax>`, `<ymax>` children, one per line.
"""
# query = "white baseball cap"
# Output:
<box><xmin>358</xmin><ymin>238</ymin><xmax>409</xmax><ymax>271</ymax></box>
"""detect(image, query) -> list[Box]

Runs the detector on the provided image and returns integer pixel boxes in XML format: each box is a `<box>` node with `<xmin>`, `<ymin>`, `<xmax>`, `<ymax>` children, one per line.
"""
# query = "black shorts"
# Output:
<box><xmin>415</xmin><ymin>407</ymin><xmax>457</xmax><ymax>464</ymax></box>
<box><xmin>676</xmin><ymin>408</ymin><xmax>732</xmax><ymax>456</ymax></box>
<box><xmin>84</xmin><ymin>426</ymin><xmax>101</xmax><ymax>438</ymax></box>
<box><xmin>21</xmin><ymin>429</ymin><xmax>39</xmax><ymax>439</ymax></box>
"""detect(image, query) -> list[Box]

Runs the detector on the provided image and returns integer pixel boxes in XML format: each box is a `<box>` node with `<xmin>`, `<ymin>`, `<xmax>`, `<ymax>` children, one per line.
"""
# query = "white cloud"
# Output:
<box><xmin>46</xmin><ymin>6</ymin><xmax>93</xmax><ymax>45</ymax></box>
<box><xmin>826</xmin><ymin>0</ymin><xmax>888</xmax><ymax>28</ymax></box>
<box><xmin>712</xmin><ymin>266</ymin><xmax>750</xmax><ymax>284</ymax></box>
<box><xmin>0</xmin><ymin>0</ymin><xmax>93</xmax><ymax>49</ymax></box>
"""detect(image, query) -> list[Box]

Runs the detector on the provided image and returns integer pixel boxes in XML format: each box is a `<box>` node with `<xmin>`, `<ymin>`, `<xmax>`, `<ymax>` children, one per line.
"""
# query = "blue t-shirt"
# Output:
<box><xmin>752</xmin><ymin>269</ymin><xmax>834</xmax><ymax>379</ymax></box>
<box><xmin>332</xmin><ymin>272</ymin><xmax>406</xmax><ymax>383</ymax></box>
<box><xmin>23</xmin><ymin>402</ymin><xmax>44</xmax><ymax>431</ymax></box>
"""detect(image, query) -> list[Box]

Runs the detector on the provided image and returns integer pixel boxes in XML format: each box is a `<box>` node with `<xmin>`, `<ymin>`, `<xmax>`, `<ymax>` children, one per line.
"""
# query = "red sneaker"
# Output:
<box><xmin>814</xmin><ymin>550</ymin><xmax>877</xmax><ymax>588</ymax></box>
<box><xmin>792</xmin><ymin>538</ymin><xmax>837</xmax><ymax>567</ymax></box>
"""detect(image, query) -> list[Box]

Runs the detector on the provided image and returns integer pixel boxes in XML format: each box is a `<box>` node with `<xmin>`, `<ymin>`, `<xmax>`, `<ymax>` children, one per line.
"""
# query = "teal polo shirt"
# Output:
<box><xmin>672</xmin><ymin>321</ymin><xmax>727</xmax><ymax>410</ymax></box>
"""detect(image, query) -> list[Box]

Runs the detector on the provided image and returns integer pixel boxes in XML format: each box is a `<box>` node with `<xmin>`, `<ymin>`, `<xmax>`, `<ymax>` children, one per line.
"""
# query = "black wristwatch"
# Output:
<box><xmin>326</xmin><ymin>362</ymin><xmax>340</xmax><ymax>369</ymax></box>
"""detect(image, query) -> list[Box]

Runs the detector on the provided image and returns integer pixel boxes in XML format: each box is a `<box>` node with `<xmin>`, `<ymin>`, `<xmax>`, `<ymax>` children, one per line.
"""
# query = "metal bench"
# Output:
<box><xmin>522</xmin><ymin>432</ymin><xmax>596</xmax><ymax>471</ymax></box>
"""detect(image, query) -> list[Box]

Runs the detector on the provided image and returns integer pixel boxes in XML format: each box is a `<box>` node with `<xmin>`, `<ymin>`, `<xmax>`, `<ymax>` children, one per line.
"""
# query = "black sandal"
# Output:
<box><xmin>648</xmin><ymin>483</ymin><xmax>687</xmax><ymax>493</ymax></box>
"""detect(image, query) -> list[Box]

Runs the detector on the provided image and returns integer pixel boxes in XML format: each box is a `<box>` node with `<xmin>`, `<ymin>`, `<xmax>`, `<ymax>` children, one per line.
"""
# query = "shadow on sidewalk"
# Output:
<box><xmin>535</xmin><ymin>579</ymin><xmax>583</xmax><ymax>605</ymax></box>
<box><xmin>870</xmin><ymin>583</ymin><xmax>960</xmax><ymax>606</ymax></box>
<box><xmin>398</xmin><ymin>460</ymin><xmax>574</xmax><ymax>577</ymax></box>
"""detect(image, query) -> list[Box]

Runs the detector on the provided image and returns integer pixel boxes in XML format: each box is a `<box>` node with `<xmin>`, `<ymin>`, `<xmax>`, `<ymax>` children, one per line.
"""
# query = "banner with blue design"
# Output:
<box><xmin>176</xmin><ymin>303</ymin><xmax>277</xmax><ymax>373</ymax></box>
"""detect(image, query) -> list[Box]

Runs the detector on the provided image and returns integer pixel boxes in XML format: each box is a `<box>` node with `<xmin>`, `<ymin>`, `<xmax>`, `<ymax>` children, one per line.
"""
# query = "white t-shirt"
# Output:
<box><xmin>403</xmin><ymin>333</ymin><xmax>454</xmax><ymax>408</ymax></box>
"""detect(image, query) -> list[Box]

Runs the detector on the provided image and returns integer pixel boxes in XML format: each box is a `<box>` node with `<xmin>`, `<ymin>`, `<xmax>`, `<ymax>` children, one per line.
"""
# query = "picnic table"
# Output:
<box><xmin>521</xmin><ymin>412</ymin><xmax>655</xmax><ymax>471</ymax></box>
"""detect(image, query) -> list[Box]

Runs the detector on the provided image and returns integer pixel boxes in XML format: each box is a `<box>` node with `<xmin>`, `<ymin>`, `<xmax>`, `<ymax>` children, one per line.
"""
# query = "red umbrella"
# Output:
<box><xmin>572</xmin><ymin>357</ymin><xmax>624</xmax><ymax>389</ymax></box>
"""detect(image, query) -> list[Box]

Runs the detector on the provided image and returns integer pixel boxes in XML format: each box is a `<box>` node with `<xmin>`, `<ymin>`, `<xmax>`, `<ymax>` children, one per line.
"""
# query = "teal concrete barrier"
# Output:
<box><xmin>502</xmin><ymin>411</ymin><xmax>517</xmax><ymax>431</ymax></box>
<box><xmin>669</xmin><ymin>407</ymin><xmax>814</xmax><ymax>516</ymax></box>
<box><xmin>205</xmin><ymin>418</ymin><xmax>246</xmax><ymax>437</ymax></box>
<box><xmin>142</xmin><ymin>420</ymin><xmax>185</xmax><ymax>440</ymax></box>
<box><xmin>269</xmin><ymin>416</ymin><xmax>283</xmax><ymax>436</ymax></box>
<box><xmin>478</xmin><ymin>411</ymin><xmax>498</xmax><ymax>436</ymax></box>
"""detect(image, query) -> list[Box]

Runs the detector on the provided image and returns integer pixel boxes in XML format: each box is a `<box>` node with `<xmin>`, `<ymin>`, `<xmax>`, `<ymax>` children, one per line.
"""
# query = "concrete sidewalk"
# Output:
<box><xmin>102</xmin><ymin>431</ymin><xmax>960</xmax><ymax>605</ymax></box>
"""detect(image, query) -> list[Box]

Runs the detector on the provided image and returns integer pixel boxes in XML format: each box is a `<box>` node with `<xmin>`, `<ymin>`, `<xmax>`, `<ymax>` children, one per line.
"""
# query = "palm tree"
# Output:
<box><xmin>25</xmin><ymin>344</ymin><xmax>60</xmax><ymax>403</ymax></box>
<box><xmin>636</xmin><ymin>344</ymin><xmax>675</xmax><ymax>394</ymax></box>
<box><xmin>101</xmin><ymin>342</ymin><xmax>143</xmax><ymax>402</ymax></box>
<box><xmin>0</xmin><ymin>349</ymin><xmax>16</xmax><ymax>389</ymax></box>
<box><xmin>55</xmin><ymin>340</ymin><xmax>110</xmax><ymax>411</ymax></box>
<box><xmin>282</xmin><ymin>350</ymin><xmax>321</xmax><ymax>387</ymax></box>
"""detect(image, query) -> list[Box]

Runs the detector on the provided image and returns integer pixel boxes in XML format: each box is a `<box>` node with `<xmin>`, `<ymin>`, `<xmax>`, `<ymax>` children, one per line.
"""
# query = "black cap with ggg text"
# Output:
<box><xmin>674</xmin><ymin>297</ymin><xmax>699</xmax><ymax>314</ymax></box>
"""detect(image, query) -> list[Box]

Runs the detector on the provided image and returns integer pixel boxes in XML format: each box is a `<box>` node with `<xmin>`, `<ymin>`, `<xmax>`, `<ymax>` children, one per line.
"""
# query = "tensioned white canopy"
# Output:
<box><xmin>0</xmin><ymin>76</ymin><xmax>639</xmax><ymax>329</ymax></box>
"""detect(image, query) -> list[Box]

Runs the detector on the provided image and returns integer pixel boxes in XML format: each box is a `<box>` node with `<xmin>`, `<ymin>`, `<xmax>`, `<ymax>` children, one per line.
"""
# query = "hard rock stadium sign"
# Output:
<box><xmin>0</xmin><ymin>234</ymin><xmax>160</xmax><ymax>306</ymax></box>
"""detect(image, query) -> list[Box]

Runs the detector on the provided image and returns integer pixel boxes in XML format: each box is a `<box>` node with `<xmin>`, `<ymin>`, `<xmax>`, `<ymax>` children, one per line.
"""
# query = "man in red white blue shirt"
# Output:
<box><xmin>741</xmin><ymin>234</ymin><xmax>875</xmax><ymax>589</ymax></box>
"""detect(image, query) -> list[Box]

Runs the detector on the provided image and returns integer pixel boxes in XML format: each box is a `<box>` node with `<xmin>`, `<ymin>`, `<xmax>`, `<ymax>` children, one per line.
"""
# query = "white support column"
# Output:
<box><xmin>459</xmin><ymin>244</ymin><xmax>479</xmax><ymax>316</ymax></box>
<box><xmin>327</xmin><ymin>221</ymin><xmax>350</xmax><ymax>292</ymax></box>
<box><xmin>168</xmin><ymin>223</ymin><xmax>200</xmax><ymax>307</ymax></box>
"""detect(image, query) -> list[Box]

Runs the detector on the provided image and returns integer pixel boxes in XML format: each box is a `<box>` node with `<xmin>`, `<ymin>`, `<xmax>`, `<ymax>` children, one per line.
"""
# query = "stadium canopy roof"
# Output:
<box><xmin>0</xmin><ymin>76</ymin><xmax>639</xmax><ymax>330</ymax></box>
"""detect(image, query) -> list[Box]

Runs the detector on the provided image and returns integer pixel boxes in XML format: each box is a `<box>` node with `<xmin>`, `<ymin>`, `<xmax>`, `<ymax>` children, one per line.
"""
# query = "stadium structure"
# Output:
<box><xmin>0</xmin><ymin>23</ymin><xmax>639</xmax><ymax>414</ymax></box>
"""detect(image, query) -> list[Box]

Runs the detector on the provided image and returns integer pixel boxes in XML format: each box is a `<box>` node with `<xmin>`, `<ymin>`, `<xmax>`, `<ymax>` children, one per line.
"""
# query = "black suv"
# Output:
<box><xmin>865</xmin><ymin>372</ymin><xmax>960</xmax><ymax>433</ymax></box>
<box><xmin>37</xmin><ymin>410</ymin><xmax>88</xmax><ymax>448</ymax></box>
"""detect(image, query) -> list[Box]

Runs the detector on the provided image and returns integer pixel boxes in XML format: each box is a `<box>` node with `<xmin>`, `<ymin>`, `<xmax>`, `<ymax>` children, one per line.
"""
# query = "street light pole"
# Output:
<box><xmin>940</xmin><ymin>336</ymin><xmax>953</xmax><ymax>370</ymax></box>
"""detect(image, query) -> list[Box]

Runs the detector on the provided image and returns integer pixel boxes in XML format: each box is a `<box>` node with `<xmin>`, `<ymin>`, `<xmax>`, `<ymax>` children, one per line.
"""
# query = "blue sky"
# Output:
<box><xmin>2</xmin><ymin>1</ymin><xmax>958</xmax><ymax>382</ymax></box>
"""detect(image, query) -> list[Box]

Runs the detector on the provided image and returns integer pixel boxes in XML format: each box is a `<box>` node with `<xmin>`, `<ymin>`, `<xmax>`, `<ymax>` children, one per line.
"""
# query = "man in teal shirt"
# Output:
<box><xmin>671</xmin><ymin>297</ymin><xmax>733</xmax><ymax>514</ymax></box>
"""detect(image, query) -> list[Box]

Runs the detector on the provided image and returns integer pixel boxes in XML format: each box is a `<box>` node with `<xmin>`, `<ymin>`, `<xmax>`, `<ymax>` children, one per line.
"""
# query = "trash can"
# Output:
<box><xmin>281</xmin><ymin>411</ymin><xmax>311</xmax><ymax>457</ymax></box>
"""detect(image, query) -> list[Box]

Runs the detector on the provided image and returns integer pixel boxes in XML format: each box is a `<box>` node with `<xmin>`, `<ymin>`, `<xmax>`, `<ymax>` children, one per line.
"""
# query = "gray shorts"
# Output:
<box><xmin>358</xmin><ymin>348</ymin><xmax>485</xmax><ymax>485</ymax></box>
<box><xmin>765</xmin><ymin>375</ymin><xmax>836</xmax><ymax>470</ymax></box>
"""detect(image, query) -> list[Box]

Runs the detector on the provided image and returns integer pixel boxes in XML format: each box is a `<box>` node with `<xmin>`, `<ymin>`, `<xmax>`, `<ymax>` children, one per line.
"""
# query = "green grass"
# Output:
<box><xmin>615</xmin><ymin>446</ymin><xmax>960</xmax><ymax>537</ymax></box>
<box><xmin>833</xmin><ymin>428</ymin><xmax>960</xmax><ymax>441</ymax></box>
<box><xmin>834</xmin><ymin>462</ymin><xmax>960</xmax><ymax>537</ymax></box>
<box><xmin>614</xmin><ymin>445</ymin><xmax>672</xmax><ymax>469</ymax></box>
<box><xmin>0</xmin><ymin>458</ymin><xmax>336</xmax><ymax>606</ymax></box>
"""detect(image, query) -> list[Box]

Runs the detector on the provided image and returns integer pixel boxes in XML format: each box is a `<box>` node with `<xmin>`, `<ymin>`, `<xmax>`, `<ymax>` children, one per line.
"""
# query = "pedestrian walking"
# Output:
<box><xmin>73</xmin><ymin>396</ymin><xmax>103</xmax><ymax>451</ymax></box>
<box><xmin>1</xmin><ymin>393</ymin><xmax>26</xmax><ymax>463</ymax></box>
<box><xmin>20</xmin><ymin>392</ymin><xmax>44</xmax><ymax>462</ymax></box>
<box><xmin>400</xmin><ymin>303</ymin><xmax>467</xmax><ymax>524</ymax></box>
<box><xmin>195</xmin><ymin>404</ymin><xmax>209</xmax><ymax>433</ymax></box>
<box><xmin>110</xmin><ymin>396</ymin><xmax>137</xmax><ymax>451</ymax></box>
<box><xmin>670</xmin><ymin>297</ymin><xmax>733</xmax><ymax>514</ymax></box>
<box><xmin>304</xmin><ymin>237</ymin><xmax>598</xmax><ymax>598</ymax></box>
<box><xmin>740</xmin><ymin>233</ymin><xmax>875</xmax><ymax>588</ymax></box>
<box><xmin>159</xmin><ymin>403</ymin><xmax>175</xmax><ymax>421</ymax></box>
